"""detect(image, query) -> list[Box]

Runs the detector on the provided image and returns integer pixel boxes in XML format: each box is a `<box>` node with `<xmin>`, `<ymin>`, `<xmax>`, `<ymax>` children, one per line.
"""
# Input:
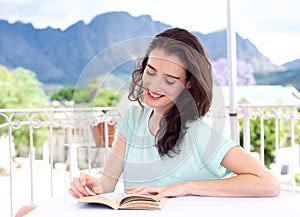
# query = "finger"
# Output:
<box><xmin>85</xmin><ymin>186</ymin><xmax>96</xmax><ymax>196</ymax></box>
<box><xmin>80</xmin><ymin>173</ymin><xmax>87</xmax><ymax>186</ymax></box>
<box><xmin>72</xmin><ymin>178</ymin><xmax>89</xmax><ymax>197</ymax></box>
<box><xmin>93</xmin><ymin>185</ymin><xmax>103</xmax><ymax>194</ymax></box>
<box><xmin>139</xmin><ymin>187</ymin><xmax>160</xmax><ymax>195</ymax></box>
<box><xmin>155</xmin><ymin>192</ymin><xmax>165</xmax><ymax>199</ymax></box>
<box><xmin>69</xmin><ymin>183</ymin><xmax>85</xmax><ymax>198</ymax></box>
<box><xmin>69</xmin><ymin>187</ymin><xmax>80</xmax><ymax>199</ymax></box>
<box><xmin>124</xmin><ymin>186</ymin><xmax>134</xmax><ymax>191</ymax></box>
<box><xmin>125</xmin><ymin>186</ymin><xmax>137</xmax><ymax>192</ymax></box>
<box><xmin>126</xmin><ymin>185</ymin><xmax>147</xmax><ymax>194</ymax></box>
<box><xmin>129</xmin><ymin>186</ymin><xmax>160</xmax><ymax>195</ymax></box>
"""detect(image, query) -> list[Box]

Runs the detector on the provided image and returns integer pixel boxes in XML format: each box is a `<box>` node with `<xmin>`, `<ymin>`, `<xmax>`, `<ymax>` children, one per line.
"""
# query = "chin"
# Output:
<box><xmin>144</xmin><ymin>99</ymin><xmax>157</xmax><ymax>108</ymax></box>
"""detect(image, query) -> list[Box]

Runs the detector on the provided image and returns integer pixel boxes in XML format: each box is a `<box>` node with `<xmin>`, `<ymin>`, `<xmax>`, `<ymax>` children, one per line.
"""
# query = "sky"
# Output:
<box><xmin>0</xmin><ymin>0</ymin><xmax>299</xmax><ymax>65</ymax></box>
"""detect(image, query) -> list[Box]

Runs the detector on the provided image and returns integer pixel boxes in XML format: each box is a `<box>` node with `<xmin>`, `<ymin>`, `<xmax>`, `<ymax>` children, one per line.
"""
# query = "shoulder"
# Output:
<box><xmin>186</xmin><ymin>118</ymin><xmax>213</xmax><ymax>134</ymax></box>
<box><xmin>125</xmin><ymin>103</ymin><xmax>152</xmax><ymax>121</ymax></box>
<box><xmin>185</xmin><ymin>117</ymin><xmax>235</xmax><ymax>147</ymax></box>
<box><xmin>187</xmin><ymin>117</ymin><xmax>230</xmax><ymax>136</ymax></box>
<box><xmin>117</xmin><ymin>103</ymin><xmax>152</xmax><ymax>130</ymax></box>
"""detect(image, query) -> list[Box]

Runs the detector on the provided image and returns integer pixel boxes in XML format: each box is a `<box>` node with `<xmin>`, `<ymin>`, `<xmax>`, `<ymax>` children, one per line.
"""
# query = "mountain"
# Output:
<box><xmin>193</xmin><ymin>31</ymin><xmax>284</xmax><ymax>73</ymax></box>
<box><xmin>255</xmin><ymin>58</ymin><xmax>300</xmax><ymax>91</ymax></box>
<box><xmin>0</xmin><ymin>11</ymin><xmax>283</xmax><ymax>86</ymax></box>
<box><xmin>254</xmin><ymin>68</ymin><xmax>300</xmax><ymax>91</ymax></box>
<box><xmin>283</xmin><ymin>58</ymin><xmax>300</xmax><ymax>70</ymax></box>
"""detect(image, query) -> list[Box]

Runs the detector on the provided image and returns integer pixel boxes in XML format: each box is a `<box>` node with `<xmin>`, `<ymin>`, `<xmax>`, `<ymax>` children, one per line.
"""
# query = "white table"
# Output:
<box><xmin>25</xmin><ymin>195</ymin><xmax>300</xmax><ymax>217</ymax></box>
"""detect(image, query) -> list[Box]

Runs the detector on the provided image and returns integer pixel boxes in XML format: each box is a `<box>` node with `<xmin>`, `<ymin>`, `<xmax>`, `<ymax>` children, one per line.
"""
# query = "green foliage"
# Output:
<box><xmin>295</xmin><ymin>172</ymin><xmax>300</xmax><ymax>183</ymax></box>
<box><xmin>73</xmin><ymin>87</ymin><xmax>91</xmax><ymax>103</ymax></box>
<box><xmin>239</xmin><ymin>117</ymin><xmax>278</xmax><ymax>168</ymax></box>
<box><xmin>94</xmin><ymin>89</ymin><xmax>122</xmax><ymax>107</ymax></box>
<box><xmin>277</xmin><ymin>119</ymin><xmax>300</xmax><ymax>148</ymax></box>
<box><xmin>0</xmin><ymin>66</ymin><xmax>49</xmax><ymax>151</ymax></box>
<box><xmin>49</xmin><ymin>77</ymin><xmax>123</xmax><ymax>106</ymax></box>
<box><xmin>50</xmin><ymin>87</ymin><xmax>75</xmax><ymax>102</ymax></box>
<box><xmin>88</xmin><ymin>79</ymin><xmax>98</xmax><ymax>102</ymax></box>
<box><xmin>0</xmin><ymin>66</ymin><xmax>48</xmax><ymax>109</ymax></box>
<box><xmin>239</xmin><ymin>116</ymin><xmax>300</xmax><ymax>168</ymax></box>
<box><xmin>0</xmin><ymin>66</ymin><xmax>16</xmax><ymax>108</ymax></box>
<box><xmin>11</xmin><ymin>115</ymin><xmax>49</xmax><ymax>150</ymax></box>
<box><xmin>50</xmin><ymin>86</ymin><xmax>91</xmax><ymax>104</ymax></box>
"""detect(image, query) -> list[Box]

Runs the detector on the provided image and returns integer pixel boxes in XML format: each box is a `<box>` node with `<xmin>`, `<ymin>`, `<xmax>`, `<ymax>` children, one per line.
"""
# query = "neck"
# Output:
<box><xmin>148</xmin><ymin>111</ymin><xmax>163</xmax><ymax>135</ymax></box>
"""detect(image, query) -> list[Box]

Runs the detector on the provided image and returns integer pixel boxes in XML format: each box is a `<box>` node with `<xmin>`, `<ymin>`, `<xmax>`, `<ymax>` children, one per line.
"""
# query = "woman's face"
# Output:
<box><xmin>142</xmin><ymin>49</ymin><xmax>191</xmax><ymax>114</ymax></box>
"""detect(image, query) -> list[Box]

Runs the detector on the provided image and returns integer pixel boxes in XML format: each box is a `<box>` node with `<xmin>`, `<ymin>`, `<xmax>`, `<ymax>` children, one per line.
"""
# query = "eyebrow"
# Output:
<box><xmin>146</xmin><ymin>64</ymin><xmax>181</xmax><ymax>80</ymax></box>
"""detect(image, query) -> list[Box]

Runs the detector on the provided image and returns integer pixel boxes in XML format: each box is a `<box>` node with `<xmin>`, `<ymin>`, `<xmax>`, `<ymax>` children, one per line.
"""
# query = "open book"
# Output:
<box><xmin>78</xmin><ymin>192</ymin><xmax>167</xmax><ymax>210</ymax></box>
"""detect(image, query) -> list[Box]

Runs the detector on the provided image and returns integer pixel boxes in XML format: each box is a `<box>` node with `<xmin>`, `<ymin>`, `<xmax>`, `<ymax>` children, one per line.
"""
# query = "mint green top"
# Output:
<box><xmin>116</xmin><ymin>104</ymin><xmax>239</xmax><ymax>189</ymax></box>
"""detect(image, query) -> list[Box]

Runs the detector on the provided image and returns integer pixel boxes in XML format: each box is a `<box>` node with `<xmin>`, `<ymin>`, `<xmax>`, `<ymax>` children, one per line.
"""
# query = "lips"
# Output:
<box><xmin>148</xmin><ymin>91</ymin><xmax>164</xmax><ymax>99</ymax></box>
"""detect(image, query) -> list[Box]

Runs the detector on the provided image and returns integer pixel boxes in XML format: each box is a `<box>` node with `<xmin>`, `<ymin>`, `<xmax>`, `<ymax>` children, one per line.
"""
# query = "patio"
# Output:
<box><xmin>0</xmin><ymin>104</ymin><xmax>299</xmax><ymax>217</ymax></box>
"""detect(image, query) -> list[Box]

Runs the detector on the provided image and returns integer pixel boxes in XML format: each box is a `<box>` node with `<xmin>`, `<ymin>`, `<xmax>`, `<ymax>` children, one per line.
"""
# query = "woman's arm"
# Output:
<box><xmin>126</xmin><ymin>147</ymin><xmax>280</xmax><ymax>198</ymax></box>
<box><xmin>185</xmin><ymin>146</ymin><xmax>280</xmax><ymax>197</ymax></box>
<box><xmin>98</xmin><ymin>133</ymin><xmax>126</xmax><ymax>193</ymax></box>
<box><xmin>69</xmin><ymin>133</ymin><xmax>126</xmax><ymax>198</ymax></box>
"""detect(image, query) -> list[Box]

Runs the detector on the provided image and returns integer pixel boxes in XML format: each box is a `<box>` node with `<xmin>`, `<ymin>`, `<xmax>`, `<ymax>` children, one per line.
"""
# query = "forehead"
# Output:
<box><xmin>148</xmin><ymin>49</ymin><xmax>186</xmax><ymax>77</ymax></box>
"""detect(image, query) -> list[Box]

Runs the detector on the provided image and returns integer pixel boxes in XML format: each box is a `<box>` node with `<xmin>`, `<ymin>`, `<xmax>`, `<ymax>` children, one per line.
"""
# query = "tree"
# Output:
<box><xmin>239</xmin><ymin>117</ymin><xmax>280</xmax><ymax>168</ymax></box>
<box><xmin>50</xmin><ymin>86</ymin><xmax>75</xmax><ymax>102</ymax></box>
<box><xmin>73</xmin><ymin>87</ymin><xmax>91</xmax><ymax>103</ymax></box>
<box><xmin>0</xmin><ymin>66</ymin><xmax>49</xmax><ymax>152</ymax></box>
<box><xmin>50</xmin><ymin>86</ymin><xmax>91</xmax><ymax>104</ymax></box>
<box><xmin>88</xmin><ymin>79</ymin><xmax>99</xmax><ymax>102</ymax></box>
<box><xmin>94</xmin><ymin>89</ymin><xmax>122</xmax><ymax>107</ymax></box>
<box><xmin>0</xmin><ymin>65</ymin><xmax>16</xmax><ymax>108</ymax></box>
<box><xmin>212</xmin><ymin>58</ymin><xmax>256</xmax><ymax>86</ymax></box>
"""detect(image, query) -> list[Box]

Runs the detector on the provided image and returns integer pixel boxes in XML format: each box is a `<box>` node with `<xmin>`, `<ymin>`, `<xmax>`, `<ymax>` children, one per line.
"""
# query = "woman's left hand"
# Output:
<box><xmin>125</xmin><ymin>182</ymin><xmax>189</xmax><ymax>199</ymax></box>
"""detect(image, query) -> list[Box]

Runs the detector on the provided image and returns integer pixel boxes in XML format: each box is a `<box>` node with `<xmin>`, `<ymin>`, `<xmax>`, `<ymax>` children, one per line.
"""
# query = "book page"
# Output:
<box><xmin>120</xmin><ymin>194</ymin><xmax>158</xmax><ymax>204</ymax></box>
<box><xmin>119</xmin><ymin>194</ymin><xmax>167</xmax><ymax>210</ymax></box>
<box><xmin>78</xmin><ymin>192</ymin><xmax>167</xmax><ymax>210</ymax></box>
<box><xmin>102</xmin><ymin>192</ymin><xmax>129</xmax><ymax>205</ymax></box>
<box><xmin>78</xmin><ymin>192</ymin><xmax>127</xmax><ymax>210</ymax></box>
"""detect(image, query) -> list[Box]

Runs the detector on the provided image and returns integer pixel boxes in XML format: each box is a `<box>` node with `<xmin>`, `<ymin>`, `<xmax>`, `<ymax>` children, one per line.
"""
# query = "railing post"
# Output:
<box><xmin>1</xmin><ymin>105</ymin><xmax>298</xmax><ymax>216</ymax></box>
<box><xmin>8</xmin><ymin>124</ymin><xmax>14</xmax><ymax>217</ymax></box>
<box><xmin>274</xmin><ymin>110</ymin><xmax>279</xmax><ymax>164</ymax></box>
<box><xmin>242</xmin><ymin>107</ymin><xmax>251</xmax><ymax>152</ymax></box>
<box><xmin>29</xmin><ymin>118</ymin><xmax>35</xmax><ymax>205</ymax></box>
<box><xmin>290</xmin><ymin>110</ymin><xmax>296</xmax><ymax>195</ymax></box>
<box><xmin>259</xmin><ymin>109</ymin><xmax>265</xmax><ymax>165</ymax></box>
<box><xmin>49</xmin><ymin>124</ymin><xmax>54</xmax><ymax>197</ymax></box>
<box><xmin>67</xmin><ymin>125</ymin><xmax>75</xmax><ymax>182</ymax></box>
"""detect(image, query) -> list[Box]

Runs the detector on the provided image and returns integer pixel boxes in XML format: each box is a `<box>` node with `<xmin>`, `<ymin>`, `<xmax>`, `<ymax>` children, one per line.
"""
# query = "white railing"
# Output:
<box><xmin>0</xmin><ymin>107</ymin><xmax>120</xmax><ymax>217</ymax></box>
<box><xmin>0</xmin><ymin>105</ymin><xmax>299</xmax><ymax>217</ymax></box>
<box><xmin>239</xmin><ymin>104</ymin><xmax>300</xmax><ymax>161</ymax></box>
<box><xmin>238</xmin><ymin>104</ymin><xmax>300</xmax><ymax>194</ymax></box>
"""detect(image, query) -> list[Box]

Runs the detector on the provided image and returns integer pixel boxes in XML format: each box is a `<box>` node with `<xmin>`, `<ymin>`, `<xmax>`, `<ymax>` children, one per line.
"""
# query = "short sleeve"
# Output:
<box><xmin>206</xmin><ymin>138</ymin><xmax>239</xmax><ymax>177</ymax></box>
<box><xmin>116</xmin><ymin>106</ymin><xmax>132</xmax><ymax>141</ymax></box>
<box><xmin>115</xmin><ymin>104</ymin><xmax>149</xmax><ymax>143</ymax></box>
<box><xmin>190</xmin><ymin>120</ymin><xmax>240</xmax><ymax>178</ymax></box>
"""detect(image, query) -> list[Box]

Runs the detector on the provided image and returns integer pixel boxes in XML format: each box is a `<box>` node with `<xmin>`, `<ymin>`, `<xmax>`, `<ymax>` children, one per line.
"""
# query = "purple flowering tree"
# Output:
<box><xmin>212</xmin><ymin>58</ymin><xmax>256</xmax><ymax>86</ymax></box>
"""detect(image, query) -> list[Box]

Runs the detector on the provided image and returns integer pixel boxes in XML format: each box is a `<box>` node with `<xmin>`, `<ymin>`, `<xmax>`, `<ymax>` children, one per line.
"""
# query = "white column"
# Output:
<box><xmin>227</xmin><ymin>0</ymin><xmax>238</xmax><ymax>142</ymax></box>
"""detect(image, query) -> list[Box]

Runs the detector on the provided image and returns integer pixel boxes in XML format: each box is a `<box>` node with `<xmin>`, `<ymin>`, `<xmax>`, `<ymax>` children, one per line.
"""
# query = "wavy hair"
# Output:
<box><xmin>128</xmin><ymin>28</ymin><xmax>212</xmax><ymax>157</ymax></box>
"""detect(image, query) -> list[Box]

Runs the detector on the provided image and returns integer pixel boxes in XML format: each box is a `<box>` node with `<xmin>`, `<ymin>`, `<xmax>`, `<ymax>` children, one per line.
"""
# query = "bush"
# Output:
<box><xmin>295</xmin><ymin>172</ymin><xmax>300</xmax><ymax>183</ymax></box>
<box><xmin>239</xmin><ymin>117</ymin><xmax>277</xmax><ymax>168</ymax></box>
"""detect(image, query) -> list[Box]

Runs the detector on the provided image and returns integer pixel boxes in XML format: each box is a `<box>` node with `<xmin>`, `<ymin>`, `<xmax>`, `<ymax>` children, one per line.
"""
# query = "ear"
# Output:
<box><xmin>185</xmin><ymin>81</ymin><xmax>192</xmax><ymax>89</ymax></box>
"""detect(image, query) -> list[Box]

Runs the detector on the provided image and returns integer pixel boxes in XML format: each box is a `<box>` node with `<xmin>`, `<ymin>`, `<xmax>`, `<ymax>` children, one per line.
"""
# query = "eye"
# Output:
<box><xmin>165</xmin><ymin>78</ymin><xmax>175</xmax><ymax>85</ymax></box>
<box><xmin>146</xmin><ymin>70</ymin><xmax>155</xmax><ymax>76</ymax></box>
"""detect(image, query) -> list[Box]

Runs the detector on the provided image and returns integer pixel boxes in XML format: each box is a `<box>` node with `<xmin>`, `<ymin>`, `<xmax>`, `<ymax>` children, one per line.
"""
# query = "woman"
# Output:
<box><xmin>69</xmin><ymin>27</ymin><xmax>280</xmax><ymax>199</ymax></box>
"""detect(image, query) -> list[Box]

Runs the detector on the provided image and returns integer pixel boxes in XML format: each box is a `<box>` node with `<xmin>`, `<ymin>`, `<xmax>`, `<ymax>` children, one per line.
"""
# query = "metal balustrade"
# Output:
<box><xmin>0</xmin><ymin>107</ymin><xmax>120</xmax><ymax>217</ymax></box>
<box><xmin>238</xmin><ymin>104</ymin><xmax>300</xmax><ymax>195</ymax></box>
<box><xmin>0</xmin><ymin>105</ymin><xmax>299</xmax><ymax>217</ymax></box>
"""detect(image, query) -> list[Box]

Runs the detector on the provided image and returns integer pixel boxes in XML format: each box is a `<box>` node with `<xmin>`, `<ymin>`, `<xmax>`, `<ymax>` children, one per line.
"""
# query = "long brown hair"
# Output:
<box><xmin>128</xmin><ymin>28</ymin><xmax>212</xmax><ymax>157</ymax></box>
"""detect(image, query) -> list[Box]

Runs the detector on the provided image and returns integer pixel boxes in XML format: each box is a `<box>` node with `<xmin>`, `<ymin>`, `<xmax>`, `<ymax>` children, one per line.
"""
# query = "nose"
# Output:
<box><xmin>146</xmin><ymin>74</ymin><xmax>165</xmax><ymax>92</ymax></box>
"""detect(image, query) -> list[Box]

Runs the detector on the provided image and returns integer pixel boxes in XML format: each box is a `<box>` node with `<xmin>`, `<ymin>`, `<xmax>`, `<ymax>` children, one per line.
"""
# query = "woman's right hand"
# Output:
<box><xmin>69</xmin><ymin>173</ymin><xmax>103</xmax><ymax>198</ymax></box>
